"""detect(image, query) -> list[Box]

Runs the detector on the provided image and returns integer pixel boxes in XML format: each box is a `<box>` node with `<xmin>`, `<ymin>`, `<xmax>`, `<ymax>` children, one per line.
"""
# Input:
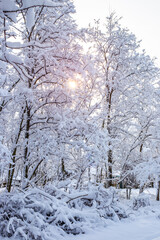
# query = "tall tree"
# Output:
<box><xmin>88</xmin><ymin>13</ymin><xmax>159</xmax><ymax>186</ymax></box>
<box><xmin>0</xmin><ymin>0</ymin><xmax>87</xmax><ymax>190</ymax></box>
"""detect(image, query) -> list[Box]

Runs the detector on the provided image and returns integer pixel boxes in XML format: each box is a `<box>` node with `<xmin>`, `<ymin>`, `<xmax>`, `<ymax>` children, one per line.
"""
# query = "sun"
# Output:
<box><xmin>68</xmin><ymin>80</ymin><xmax>77</xmax><ymax>89</ymax></box>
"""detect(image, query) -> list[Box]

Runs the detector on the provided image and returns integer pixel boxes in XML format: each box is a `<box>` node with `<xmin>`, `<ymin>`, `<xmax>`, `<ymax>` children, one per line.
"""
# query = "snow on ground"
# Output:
<box><xmin>1</xmin><ymin>188</ymin><xmax>160</xmax><ymax>240</ymax></box>
<box><xmin>66</xmin><ymin>215</ymin><xmax>160</xmax><ymax>240</ymax></box>
<box><xmin>66</xmin><ymin>188</ymin><xmax>160</xmax><ymax>240</ymax></box>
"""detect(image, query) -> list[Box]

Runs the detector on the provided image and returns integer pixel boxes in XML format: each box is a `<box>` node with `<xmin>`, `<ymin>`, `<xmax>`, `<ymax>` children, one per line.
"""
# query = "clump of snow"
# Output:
<box><xmin>0</xmin><ymin>142</ymin><xmax>11</xmax><ymax>172</ymax></box>
<box><xmin>26</xmin><ymin>8</ymin><xmax>35</xmax><ymax>32</ymax></box>
<box><xmin>0</xmin><ymin>89</ymin><xmax>9</xmax><ymax>97</ymax></box>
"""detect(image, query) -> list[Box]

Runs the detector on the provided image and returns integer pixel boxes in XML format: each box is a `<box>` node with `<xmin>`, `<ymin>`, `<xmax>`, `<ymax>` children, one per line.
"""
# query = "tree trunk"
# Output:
<box><xmin>108</xmin><ymin>147</ymin><xmax>113</xmax><ymax>187</ymax></box>
<box><xmin>88</xmin><ymin>166</ymin><xmax>91</xmax><ymax>183</ymax></box>
<box><xmin>104</xmin><ymin>163</ymin><xmax>108</xmax><ymax>188</ymax></box>
<box><xmin>96</xmin><ymin>164</ymin><xmax>99</xmax><ymax>183</ymax></box>
<box><xmin>106</xmin><ymin>89</ymin><xmax>113</xmax><ymax>187</ymax></box>
<box><xmin>76</xmin><ymin>169</ymin><xmax>85</xmax><ymax>190</ymax></box>
<box><xmin>126</xmin><ymin>188</ymin><xmax>131</xmax><ymax>199</ymax></box>
<box><xmin>99</xmin><ymin>167</ymin><xmax>103</xmax><ymax>183</ymax></box>
<box><xmin>22</xmin><ymin>103</ymin><xmax>30</xmax><ymax>189</ymax></box>
<box><xmin>139</xmin><ymin>185</ymin><xmax>144</xmax><ymax>194</ymax></box>
<box><xmin>60</xmin><ymin>158</ymin><xmax>68</xmax><ymax>180</ymax></box>
<box><xmin>156</xmin><ymin>181</ymin><xmax>160</xmax><ymax>201</ymax></box>
<box><xmin>7</xmin><ymin>161</ymin><xmax>15</xmax><ymax>192</ymax></box>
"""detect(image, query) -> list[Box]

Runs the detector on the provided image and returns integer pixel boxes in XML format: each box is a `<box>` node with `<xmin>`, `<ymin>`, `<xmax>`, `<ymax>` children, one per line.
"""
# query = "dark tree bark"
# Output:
<box><xmin>156</xmin><ymin>180</ymin><xmax>160</xmax><ymax>201</ymax></box>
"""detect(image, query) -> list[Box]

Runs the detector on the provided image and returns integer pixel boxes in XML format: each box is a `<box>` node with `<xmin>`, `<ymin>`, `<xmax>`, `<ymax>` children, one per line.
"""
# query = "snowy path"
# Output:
<box><xmin>66</xmin><ymin>216</ymin><xmax>160</xmax><ymax>240</ymax></box>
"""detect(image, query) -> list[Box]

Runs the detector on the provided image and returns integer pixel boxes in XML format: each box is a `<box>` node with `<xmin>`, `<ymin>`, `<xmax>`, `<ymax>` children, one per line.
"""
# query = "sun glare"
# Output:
<box><xmin>68</xmin><ymin>80</ymin><xmax>77</xmax><ymax>89</ymax></box>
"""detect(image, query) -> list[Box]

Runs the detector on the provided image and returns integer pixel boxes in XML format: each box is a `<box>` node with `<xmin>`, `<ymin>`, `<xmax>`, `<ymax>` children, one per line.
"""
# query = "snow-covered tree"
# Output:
<box><xmin>88</xmin><ymin>13</ymin><xmax>159</xmax><ymax>187</ymax></box>
<box><xmin>0</xmin><ymin>0</ymin><xmax>88</xmax><ymax>190</ymax></box>
<box><xmin>0</xmin><ymin>0</ymin><xmax>110</xmax><ymax>192</ymax></box>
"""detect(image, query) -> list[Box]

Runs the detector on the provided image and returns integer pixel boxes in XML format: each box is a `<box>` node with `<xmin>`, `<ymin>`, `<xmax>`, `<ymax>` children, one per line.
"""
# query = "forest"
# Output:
<box><xmin>0</xmin><ymin>0</ymin><xmax>160</xmax><ymax>239</ymax></box>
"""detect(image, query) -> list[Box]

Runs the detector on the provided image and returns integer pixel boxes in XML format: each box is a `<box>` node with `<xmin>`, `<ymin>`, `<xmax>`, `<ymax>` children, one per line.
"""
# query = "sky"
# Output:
<box><xmin>73</xmin><ymin>0</ymin><xmax>160</xmax><ymax>66</ymax></box>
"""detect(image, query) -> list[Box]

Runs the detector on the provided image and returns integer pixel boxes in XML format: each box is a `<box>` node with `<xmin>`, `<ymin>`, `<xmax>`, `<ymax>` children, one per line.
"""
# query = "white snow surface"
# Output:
<box><xmin>65</xmin><ymin>189</ymin><xmax>160</xmax><ymax>240</ymax></box>
<box><xmin>66</xmin><ymin>216</ymin><xmax>160</xmax><ymax>240</ymax></box>
<box><xmin>1</xmin><ymin>188</ymin><xmax>160</xmax><ymax>240</ymax></box>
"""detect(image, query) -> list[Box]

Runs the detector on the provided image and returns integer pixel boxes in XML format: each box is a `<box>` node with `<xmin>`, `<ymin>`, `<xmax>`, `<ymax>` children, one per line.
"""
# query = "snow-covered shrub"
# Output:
<box><xmin>0</xmin><ymin>189</ymin><xmax>86</xmax><ymax>239</ymax></box>
<box><xmin>67</xmin><ymin>186</ymin><xmax>127</xmax><ymax>221</ymax></box>
<box><xmin>133</xmin><ymin>193</ymin><xmax>150</xmax><ymax>210</ymax></box>
<box><xmin>0</xmin><ymin>186</ymin><xmax>128</xmax><ymax>239</ymax></box>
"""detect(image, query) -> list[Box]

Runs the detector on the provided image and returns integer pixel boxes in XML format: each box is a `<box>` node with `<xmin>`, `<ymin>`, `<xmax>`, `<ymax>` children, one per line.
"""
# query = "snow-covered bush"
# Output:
<box><xmin>133</xmin><ymin>193</ymin><xmax>150</xmax><ymax>210</ymax></box>
<box><xmin>0</xmin><ymin>189</ymin><xmax>85</xmax><ymax>239</ymax></box>
<box><xmin>67</xmin><ymin>186</ymin><xmax>127</xmax><ymax>221</ymax></box>
<box><xmin>0</xmin><ymin>186</ymin><xmax>128</xmax><ymax>239</ymax></box>
<box><xmin>44</xmin><ymin>184</ymin><xmax>127</xmax><ymax>221</ymax></box>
